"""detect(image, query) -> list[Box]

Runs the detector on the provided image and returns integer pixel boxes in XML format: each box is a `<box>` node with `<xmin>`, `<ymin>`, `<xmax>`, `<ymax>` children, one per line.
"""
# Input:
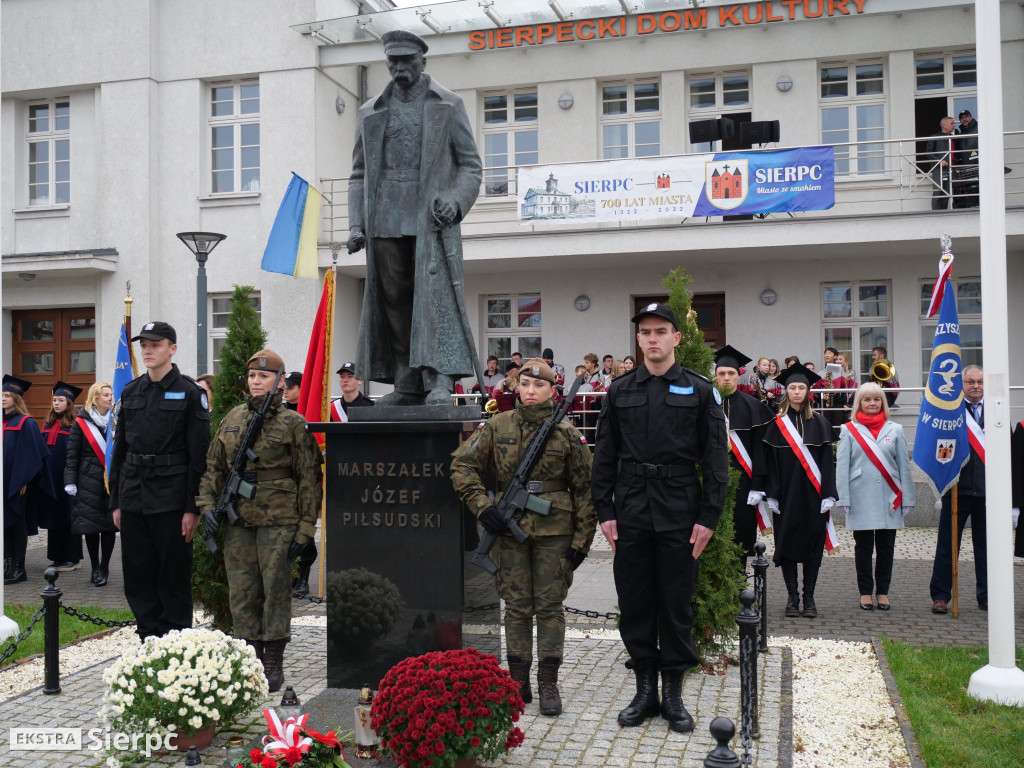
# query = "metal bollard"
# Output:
<box><xmin>736</xmin><ymin>589</ymin><xmax>759</xmax><ymax>740</ymax></box>
<box><xmin>703</xmin><ymin>716</ymin><xmax>741</xmax><ymax>768</ymax></box>
<box><xmin>751</xmin><ymin>541</ymin><xmax>769</xmax><ymax>654</ymax></box>
<box><xmin>42</xmin><ymin>567</ymin><xmax>61</xmax><ymax>695</ymax></box>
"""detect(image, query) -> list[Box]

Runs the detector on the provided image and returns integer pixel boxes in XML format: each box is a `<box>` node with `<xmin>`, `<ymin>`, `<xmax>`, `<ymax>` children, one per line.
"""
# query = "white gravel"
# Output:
<box><xmin>785</xmin><ymin>637</ymin><xmax>911</xmax><ymax>768</ymax></box>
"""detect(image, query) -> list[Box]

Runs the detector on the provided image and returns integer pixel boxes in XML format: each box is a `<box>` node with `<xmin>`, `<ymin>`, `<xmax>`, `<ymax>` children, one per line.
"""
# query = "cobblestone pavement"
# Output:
<box><xmin>2</xmin><ymin>523</ymin><xmax>1020</xmax><ymax>766</ymax></box>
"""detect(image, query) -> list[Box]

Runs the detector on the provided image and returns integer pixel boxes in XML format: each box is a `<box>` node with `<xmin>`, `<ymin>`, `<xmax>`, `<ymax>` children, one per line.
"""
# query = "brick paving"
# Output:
<box><xmin>1</xmin><ymin>523</ymin><xmax>1021</xmax><ymax>766</ymax></box>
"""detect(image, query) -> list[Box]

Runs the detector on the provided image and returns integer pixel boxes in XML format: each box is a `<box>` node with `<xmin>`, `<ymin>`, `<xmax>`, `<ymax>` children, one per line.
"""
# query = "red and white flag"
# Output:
<box><xmin>927</xmin><ymin>252</ymin><xmax>954</xmax><ymax>318</ymax></box>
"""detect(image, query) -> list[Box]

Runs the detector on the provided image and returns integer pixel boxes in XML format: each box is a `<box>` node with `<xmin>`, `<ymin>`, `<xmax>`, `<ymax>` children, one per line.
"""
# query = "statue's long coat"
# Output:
<box><xmin>350</xmin><ymin>77</ymin><xmax>482</xmax><ymax>383</ymax></box>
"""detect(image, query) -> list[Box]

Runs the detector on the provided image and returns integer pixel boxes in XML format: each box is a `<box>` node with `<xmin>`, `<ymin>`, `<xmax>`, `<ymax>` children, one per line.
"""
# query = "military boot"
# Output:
<box><xmin>507</xmin><ymin>656</ymin><xmax>532</xmax><ymax>704</ymax></box>
<box><xmin>292</xmin><ymin>561</ymin><xmax>311</xmax><ymax>599</ymax></box>
<box><xmin>802</xmin><ymin>561</ymin><xmax>820</xmax><ymax>618</ymax></box>
<box><xmin>617</xmin><ymin>664</ymin><xmax>660</xmax><ymax>727</ymax></box>
<box><xmin>660</xmin><ymin>670</ymin><xmax>694</xmax><ymax>733</ymax></box>
<box><xmin>4</xmin><ymin>559</ymin><xmax>26</xmax><ymax>585</ymax></box>
<box><xmin>2</xmin><ymin>558</ymin><xmax>12</xmax><ymax>582</ymax></box>
<box><xmin>263</xmin><ymin>639</ymin><xmax>286</xmax><ymax>692</ymax></box>
<box><xmin>781</xmin><ymin>560</ymin><xmax>801</xmax><ymax>617</ymax></box>
<box><xmin>537</xmin><ymin>657</ymin><xmax>562</xmax><ymax>716</ymax></box>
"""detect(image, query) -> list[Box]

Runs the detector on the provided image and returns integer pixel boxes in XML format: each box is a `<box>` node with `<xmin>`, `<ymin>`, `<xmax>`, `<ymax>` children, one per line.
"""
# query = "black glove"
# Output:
<box><xmin>478</xmin><ymin>506</ymin><xmax>506</xmax><ymax>535</ymax></box>
<box><xmin>287</xmin><ymin>540</ymin><xmax>306</xmax><ymax>561</ymax></box>
<box><xmin>566</xmin><ymin>547</ymin><xmax>587</xmax><ymax>571</ymax></box>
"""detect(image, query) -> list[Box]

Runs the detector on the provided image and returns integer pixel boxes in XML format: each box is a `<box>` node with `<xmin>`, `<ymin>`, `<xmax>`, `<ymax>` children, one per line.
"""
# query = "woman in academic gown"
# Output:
<box><xmin>37</xmin><ymin>381</ymin><xmax>83</xmax><ymax>571</ymax></box>
<box><xmin>3</xmin><ymin>375</ymin><xmax>54</xmax><ymax>585</ymax></box>
<box><xmin>763</xmin><ymin>364</ymin><xmax>837</xmax><ymax>619</ymax></box>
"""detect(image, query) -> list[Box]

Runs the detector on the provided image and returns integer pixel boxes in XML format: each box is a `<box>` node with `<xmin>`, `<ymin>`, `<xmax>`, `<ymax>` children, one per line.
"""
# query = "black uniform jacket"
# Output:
<box><xmin>109</xmin><ymin>364</ymin><xmax>211</xmax><ymax>515</ymax></box>
<box><xmin>592</xmin><ymin>363</ymin><xmax>729</xmax><ymax>532</ymax></box>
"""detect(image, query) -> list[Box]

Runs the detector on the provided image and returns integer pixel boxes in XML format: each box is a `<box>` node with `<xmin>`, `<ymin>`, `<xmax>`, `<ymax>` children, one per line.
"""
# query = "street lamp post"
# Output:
<box><xmin>176</xmin><ymin>232</ymin><xmax>226</xmax><ymax>375</ymax></box>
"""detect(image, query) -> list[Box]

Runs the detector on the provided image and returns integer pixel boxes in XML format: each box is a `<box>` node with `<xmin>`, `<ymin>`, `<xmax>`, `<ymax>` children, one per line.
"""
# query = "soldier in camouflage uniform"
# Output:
<box><xmin>451</xmin><ymin>358</ymin><xmax>596</xmax><ymax>716</ymax></box>
<box><xmin>197</xmin><ymin>349</ymin><xmax>322</xmax><ymax>692</ymax></box>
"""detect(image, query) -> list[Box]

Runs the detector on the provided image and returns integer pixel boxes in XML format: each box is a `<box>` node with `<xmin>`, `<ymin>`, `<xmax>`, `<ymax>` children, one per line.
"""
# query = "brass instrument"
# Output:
<box><xmin>823</xmin><ymin>369</ymin><xmax>833</xmax><ymax>408</ymax></box>
<box><xmin>485</xmin><ymin>397</ymin><xmax>499</xmax><ymax>413</ymax></box>
<box><xmin>871</xmin><ymin>359</ymin><xmax>896</xmax><ymax>382</ymax></box>
<box><xmin>755</xmin><ymin>374</ymin><xmax>765</xmax><ymax>403</ymax></box>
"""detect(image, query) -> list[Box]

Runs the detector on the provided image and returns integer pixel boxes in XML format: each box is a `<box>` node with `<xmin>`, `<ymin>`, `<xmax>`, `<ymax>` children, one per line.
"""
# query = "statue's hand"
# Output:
<box><xmin>432</xmin><ymin>198</ymin><xmax>458</xmax><ymax>229</ymax></box>
<box><xmin>346</xmin><ymin>229</ymin><xmax>366</xmax><ymax>254</ymax></box>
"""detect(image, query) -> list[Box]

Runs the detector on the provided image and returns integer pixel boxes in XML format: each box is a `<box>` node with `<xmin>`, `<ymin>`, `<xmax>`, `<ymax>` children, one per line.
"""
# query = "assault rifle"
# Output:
<box><xmin>472</xmin><ymin>371</ymin><xmax>588</xmax><ymax>574</ymax></box>
<box><xmin>202</xmin><ymin>367</ymin><xmax>285</xmax><ymax>554</ymax></box>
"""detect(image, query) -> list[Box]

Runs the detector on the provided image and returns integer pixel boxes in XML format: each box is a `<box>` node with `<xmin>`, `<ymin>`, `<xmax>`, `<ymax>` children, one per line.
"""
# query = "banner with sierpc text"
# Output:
<box><xmin>517</xmin><ymin>146</ymin><xmax>835</xmax><ymax>224</ymax></box>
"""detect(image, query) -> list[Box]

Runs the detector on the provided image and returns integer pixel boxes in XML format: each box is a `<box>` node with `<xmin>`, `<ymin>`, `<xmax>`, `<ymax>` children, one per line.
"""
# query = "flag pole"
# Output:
<box><xmin>951</xmin><ymin>484</ymin><xmax>959</xmax><ymax>619</ymax></box>
<box><xmin>317</xmin><ymin>244</ymin><xmax>339</xmax><ymax>600</ymax></box>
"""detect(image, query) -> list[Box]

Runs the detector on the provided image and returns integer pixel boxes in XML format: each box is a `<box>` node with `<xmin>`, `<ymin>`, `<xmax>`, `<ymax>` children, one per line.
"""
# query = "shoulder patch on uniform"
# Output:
<box><xmin>580</xmin><ymin>434</ymin><xmax>587</xmax><ymax>444</ymax></box>
<box><xmin>200</xmin><ymin>393</ymin><xmax>209</xmax><ymax>410</ymax></box>
<box><xmin>476</xmin><ymin>421</ymin><xmax>485</xmax><ymax>429</ymax></box>
<box><xmin>164</xmin><ymin>391</ymin><xmax>186</xmax><ymax>400</ymax></box>
<box><xmin>712</xmin><ymin>388</ymin><xmax>722</xmax><ymax>406</ymax></box>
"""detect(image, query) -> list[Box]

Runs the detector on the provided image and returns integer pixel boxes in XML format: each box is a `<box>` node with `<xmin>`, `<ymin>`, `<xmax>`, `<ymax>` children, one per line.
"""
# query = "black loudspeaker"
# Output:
<box><xmin>740</xmin><ymin>120</ymin><xmax>781</xmax><ymax>145</ymax></box>
<box><xmin>689</xmin><ymin>117</ymin><xmax>735</xmax><ymax>144</ymax></box>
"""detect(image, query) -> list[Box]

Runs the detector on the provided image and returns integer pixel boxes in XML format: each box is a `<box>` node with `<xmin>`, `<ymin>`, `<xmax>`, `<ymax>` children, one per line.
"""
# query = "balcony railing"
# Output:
<box><xmin>320</xmin><ymin>131</ymin><xmax>1024</xmax><ymax>243</ymax></box>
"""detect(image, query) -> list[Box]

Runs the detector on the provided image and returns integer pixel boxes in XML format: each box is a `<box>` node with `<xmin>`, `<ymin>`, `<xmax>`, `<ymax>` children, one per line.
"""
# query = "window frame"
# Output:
<box><xmin>26</xmin><ymin>97</ymin><xmax>71</xmax><ymax>207</ymax></box>
<box><xmin>919</xmin><ymin>277</ymin><xmax>982</xmax><ymax>385</ymax></box>
<box><xmin>480</xmin><ymin>87</ymin><xmax>539</xmax><ymax>197</ymax></box>
<box><xmin>483</xmin><ymin>293</ymin><xmax>543</xmax><ymax>368</ymax></box>
<box><xmin>686</xmin><ymin>69</ymin><xmax>751</xmax><ymax>152</ymax></box>
<box><xmin>599</xmin><ymin>77</ymin><xmax>661</xmax><ymax>159</ymax></box>
<box><xmin>818</xmin><ymin>58</ymin><xmax>887</xmax><ymax>179</ymax></box>
<box><xmin>208</xmin><ymin>79</ymin><xmax>261</xmax><ymax>196</ymax></box>
<box><xmin>209</xmin><ymin>291</ymin><xmax>262</xmax><ymax>374</ymax></box>
<box><xmin>821</xmin><ymin>279</ymin><xmax>893</xmax><ymax>383</ymax></box>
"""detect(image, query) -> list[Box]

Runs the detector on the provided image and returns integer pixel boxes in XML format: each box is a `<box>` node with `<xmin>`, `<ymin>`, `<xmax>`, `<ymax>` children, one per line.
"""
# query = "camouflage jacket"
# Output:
<box><xmin>197</xmin><ymin>392</ymin><xmax>322</xmax><ymax>543</ymax></box>
<box><xmin>450</xmin><ymin>398</ymin><xmax>597</xmax><ymax>553</ymax></box>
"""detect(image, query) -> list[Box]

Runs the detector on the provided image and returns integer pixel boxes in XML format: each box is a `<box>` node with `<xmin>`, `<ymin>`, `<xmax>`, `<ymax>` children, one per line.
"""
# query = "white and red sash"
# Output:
<box><xmin>76</xmin><ymin>416</ymin><xmax>107</xmax><ymax>468</ymax></box>
<box><xmin>730</xmin><ymin>430</ymin><xmax>771</xmax><ymax>532</ymax></box>
<box><xmin>775</xmin><ymin>414</ymin><xmax>822</xmax><ymax>495</ymax></box>
<box><xmin>330</xmin><ymin>399</ymin><xmax>348</xmax><ymax>423</ymax></box>
<box><xmin>965</xmin><ymin>410</ymin><xmax>985</xmax><ymax>464</ymax></box>
<box><xmin>844</xmin><ymin>421</ymin><xmax>902</xmax><ymax>512</ymax></box>
<box><xmin>824</xmin><ymin>512</ymin><xmax>840</xmax><ymax>554</ymax></box>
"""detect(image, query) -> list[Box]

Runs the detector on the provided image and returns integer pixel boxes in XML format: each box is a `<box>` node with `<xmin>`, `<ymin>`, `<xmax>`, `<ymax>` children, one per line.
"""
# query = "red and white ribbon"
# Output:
<box><xmin>824</xmin><ymin>511</ymin><xmax>840</xmax><ymax>554</ymax></box>
<box><xmin>730</xmin><ymin>430</ymin><xmax>772</xmax><ymax>533</ymax></box>
<box><xmin>844</xmin><ymin>422</ymin><xmax>902</xmax><ymax>512</ymax></box>
<box><xmin>77</xmin><ymin>416</ymin><xmax>107</xmax><ymax>468</ymax></box>
<box><xmin>261</xmin><ymin>708</ymin><xmax>312</xmax><ymax>758</ymax></box>
<box><xmin>330</xmin><ymin>399</ymin><xmax>348</xmax><ymax>423</ymax></box>
<box><xmin>927</xmin><ymin>254</ymin><xmax>954</xmax><ymax>318</ymax></box>
<box><xmin>966</xmin><ymin>410</ymin><xmax>985</xmax><ymax>464</ymax></box>
<box><xmin>775</xmin><ymin>414</ymin><xmax>822</xmax><ymax>496</ymax></box>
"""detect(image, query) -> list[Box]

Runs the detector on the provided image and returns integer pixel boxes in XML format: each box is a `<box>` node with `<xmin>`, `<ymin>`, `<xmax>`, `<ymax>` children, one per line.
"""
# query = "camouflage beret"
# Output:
<box><xmin>246</xmin><ymin>349</ymin><xmax>285</xmax><ymax>372</ymax></box>
<box><xmin>519</xmin><ymin>358</ymin><xmax>556</xmax><ymax>385</ymax></box>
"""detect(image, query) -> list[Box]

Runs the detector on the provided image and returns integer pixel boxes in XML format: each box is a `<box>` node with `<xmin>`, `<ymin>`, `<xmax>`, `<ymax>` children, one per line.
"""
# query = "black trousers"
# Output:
<box><xmin>614</xmin><ymin>524</ymin><xmax>699</xmax><ymax>671</ymax></box>
<box><xmin>852</xmin><ymin>529</ymin><xmax>897</xmax><ymax>597</ymax></box>
<box><xmin>120</xmin><ymin>509</ymin><xmax>194</xmax><ymax>639</ymax></box>
<box><xmin>929</xmin><ymin>494</ymin><xmax>987</xmax><ymax>604</ymax></box>
<box><xmin>4</xmin><ymin>519</ymin><xmax>28</xmax><ymax>561</ymax></box>
<box><xmin>46</xmin><ymin>524</ymin><xmax>82</xmax><ymax>564</ymax></box>
<box><xmin>297</xmin><ymin>540</ymin><xmax>317</xmax><ymax>575</ymax></box>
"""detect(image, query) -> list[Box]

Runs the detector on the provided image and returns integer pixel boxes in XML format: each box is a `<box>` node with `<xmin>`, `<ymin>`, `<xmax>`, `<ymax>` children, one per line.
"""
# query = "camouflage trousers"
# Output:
<box><xmin>492</xmin><ymin>533</ymin><xmax>573</xmax><ymax>661</ymax></box>
<box><xmin>223</xmin><ymin>523</ymin><xmax>297</xmax><ymax>642</ymax></box>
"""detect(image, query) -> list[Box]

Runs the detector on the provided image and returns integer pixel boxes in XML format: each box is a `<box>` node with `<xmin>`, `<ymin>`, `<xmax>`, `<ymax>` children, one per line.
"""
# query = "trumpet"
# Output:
<box><xmin>871</xmin><ymin>359</ymin><xmax>896</xmax><ymax>382</ymax></box>
<box><xmin>485</xmin><ymin>397</ymin><xmax>499</xmax><ymax>413</ymax></box>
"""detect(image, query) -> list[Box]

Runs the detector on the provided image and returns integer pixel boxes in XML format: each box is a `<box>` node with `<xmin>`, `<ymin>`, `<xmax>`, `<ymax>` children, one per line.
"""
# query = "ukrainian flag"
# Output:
<box><xmin>261</xmin><ymin>172</ymin><xmax>322</xmax><ymax>279</ymax></box>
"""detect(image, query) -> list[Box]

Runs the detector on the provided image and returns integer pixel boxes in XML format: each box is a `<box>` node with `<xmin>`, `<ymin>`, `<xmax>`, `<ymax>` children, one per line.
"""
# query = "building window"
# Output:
<box><xmin>819</xmin><ymin>60</ymin><xmax>885</xmax><ymax>176</ymax></box>
<box><xmin>27</xmin><ymin>99</ymin><xmax>70</xmax><ymax>205</ymax></box>
<box><xmin>482</xmin><ymin>89</ymin><xmax>538</xmax><ymax>196</ymax></box>
<box><xmin>485</xmin><ymin>295</ymin><xmax>542</xmax><ymax>366</ymax></box>
<box><xmin>209</xmin><ymin>291</ymin><xmax>262</xmax><ymax>373</ymax></box>
<box><xmin>913</xmin><ymin>50</ymin><xmax>977</xmax><ymax>150</ymax></box>
<box><xmin>821</xmin><ymin>281</ymin><xmax>891</xmax><ymax>381</ymax></box>
<box><xmin>210</xmin><ymin>80</ymin><xmax>260</xmax><ymax>194</ymax></box>
<box><xmin>919</xmin><ymin>278</ymin><xmax>981</xmax><ymax>385</ymax></box>
<box><xmin>601</xmin><ymin>78</ymin><xmax>660</xmax><ymax>159</ymax></box>
<box><xmin>687</xmin><ymin>71</ymin><xmax>750</xmax><ymax>152</ymax></box>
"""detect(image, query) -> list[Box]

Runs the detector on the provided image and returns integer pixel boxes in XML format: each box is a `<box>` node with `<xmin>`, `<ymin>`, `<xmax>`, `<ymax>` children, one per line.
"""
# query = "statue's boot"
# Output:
<box><xmin>377</xmin><ymin>366</ymin><xmax>425</xmax><ymax>406</ymax></box>
<box><xmin>424</xmin><ymin>373</ymin><xmax>455</xmax><ymax>405</ymax></box>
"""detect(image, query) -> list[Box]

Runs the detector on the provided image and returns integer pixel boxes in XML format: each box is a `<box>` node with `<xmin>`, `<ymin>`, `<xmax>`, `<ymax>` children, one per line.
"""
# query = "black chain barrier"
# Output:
<box><xmin>59</xmin><ymin>603</ymin><xmax>137</xmax><ymax>629</ymax></box>
<box><xmin>462</xmin><ymin>603</ymin><xmax>618</xmax><ymax>620</ymax></box>
<box><xmin>0</xmin><ymin>605</ymin><xmax>45</xmax><ymax>667</ymax></box>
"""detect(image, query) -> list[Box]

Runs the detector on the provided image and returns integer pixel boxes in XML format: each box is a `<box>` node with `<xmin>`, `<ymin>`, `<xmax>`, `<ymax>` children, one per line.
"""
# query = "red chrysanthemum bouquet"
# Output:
<box><xmin>371</xmin><ymin>648</ymin><xmax>526</xmax><ymax>768</ymax></box>
<box><xmin>240</xmin><ymin>709</ymin><xmax>351</xmax><ymax>768</ymax></box>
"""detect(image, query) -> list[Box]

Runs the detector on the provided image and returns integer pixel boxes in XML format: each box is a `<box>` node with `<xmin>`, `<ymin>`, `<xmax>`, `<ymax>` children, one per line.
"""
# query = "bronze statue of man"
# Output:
<box><xmin>347</xmin><ymin>30</ymin><xmax>482</xmax><ymax>406</ymax></box>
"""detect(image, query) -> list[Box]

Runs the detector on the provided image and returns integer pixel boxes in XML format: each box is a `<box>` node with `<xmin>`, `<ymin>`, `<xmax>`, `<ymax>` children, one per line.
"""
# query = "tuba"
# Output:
<box><xmin>823</xmin><ymin>369</ymin><xmax>833</xmax><ymax>408</ymax></box>
<box><xmin>871</xmin><ymin>359</ymin><xmax>896</xmax><ymax>382</ymax></box>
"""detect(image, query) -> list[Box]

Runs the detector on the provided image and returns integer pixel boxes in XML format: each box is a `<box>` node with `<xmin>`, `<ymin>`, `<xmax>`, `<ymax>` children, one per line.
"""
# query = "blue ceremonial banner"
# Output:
<box><xmin>912</xmin><ymin>279</ymin><xmax>970</xmax><ymax>496</ymax></box>
<box><xmin>517</xmin><ymin>146</ymin><xmax>834</xmax><ymax>224</ymax></box>
<box><xmin>105</xmin><ymin>323</ymin><xmax>137</xmax><ymax>486</ymax></box>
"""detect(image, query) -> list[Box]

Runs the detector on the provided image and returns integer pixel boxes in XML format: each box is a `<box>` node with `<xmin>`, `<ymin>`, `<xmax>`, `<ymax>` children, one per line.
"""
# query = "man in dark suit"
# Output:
<box><xmin>925</xmin><ymin>116</ymin><xmax>956</xmax><ymax>210</ymax></box>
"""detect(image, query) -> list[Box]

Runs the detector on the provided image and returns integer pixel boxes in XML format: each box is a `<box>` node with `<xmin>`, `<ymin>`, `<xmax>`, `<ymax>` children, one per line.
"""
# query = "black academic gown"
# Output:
<box><xmin>37</xmin><ymin>422</ymin><xmax>72</xmax><ymax>529</ymax></box>
<box><xmin>3</xmin><ymin>412</ymin><xmax>54</xmax><ymax>534</ymax></box>
<box><xmin>763</xmin><ymin>408</ymin><xmax>837</xmax><ymax>566</ymax></box>
<box><xmin>1011</xmin><ymin>421</ymin><xmax>1024</xmax><ymax>558</ymax></box>
<box><xmin>723</xmin><ymin>390</ymin><xmax>775</xmax><ymax>555</ymax></box>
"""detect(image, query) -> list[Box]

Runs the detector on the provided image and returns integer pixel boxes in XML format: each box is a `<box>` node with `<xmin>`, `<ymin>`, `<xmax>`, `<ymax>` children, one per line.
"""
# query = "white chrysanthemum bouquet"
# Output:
<box><xmin>101</xmin><ymin>628</ymin><xmax>268</xmax><ymax>738</ymax></box>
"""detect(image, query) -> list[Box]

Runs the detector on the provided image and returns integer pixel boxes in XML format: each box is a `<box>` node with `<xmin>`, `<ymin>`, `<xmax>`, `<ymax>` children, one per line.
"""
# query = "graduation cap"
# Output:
<box><xmin>52</xmin><ymin>380</ymin><xmax>83</xmax><ymax>402</ymax></box>
<box><xmin>2</xmin><ymin>374</ymin><xmax>32</xmax><ymax>396</ymax></box>
<box><xmin>714</xmin><ymin>344</ymin><xmax>751</xmax><ymax>372</ymax></box>
<box><xmin>775</xmin><ymin>362</ymin><xmax>823</xmax><ymax>389</ymax></box>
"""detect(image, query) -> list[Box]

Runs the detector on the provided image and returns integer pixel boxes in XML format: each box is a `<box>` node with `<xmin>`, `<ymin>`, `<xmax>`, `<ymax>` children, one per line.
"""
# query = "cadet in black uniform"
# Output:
<box><xmin>109</xmin><ymin>322</ymin><xmax>210</xmax><ymax>639</ymax></box>
<box><xmin>592</xmin><ymin>303</ymin><xmax>729</xmax><ymax>734</ymax></box>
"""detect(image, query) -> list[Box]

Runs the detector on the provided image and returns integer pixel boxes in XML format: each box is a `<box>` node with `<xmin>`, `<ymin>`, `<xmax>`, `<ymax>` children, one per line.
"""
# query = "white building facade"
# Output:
<box><xmin>3</xmin><ymin>0</ymin><xmax>1023</xmax><ymax>453</ymax></box>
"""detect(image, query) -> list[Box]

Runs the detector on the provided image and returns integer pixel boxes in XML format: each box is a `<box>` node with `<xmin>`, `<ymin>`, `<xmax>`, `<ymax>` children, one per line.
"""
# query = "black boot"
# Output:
<box><xmin>617</xmin><ymin>664</ymin><xmax>660</xmax><ymax>727</ymax></box>
<box><xmin>660</xmin><ymin>670</ymin><xmax>694</xmax><ymax>733</ymax></box>
<box><xmin>91</xmin><ymin>567</ymin><xmax>101</xmax><ymax>585</ymax></box>
<box><xmin>245</xmin><ymin>638</ymin><xmax>265</xmax><ymax>663</ymax></box>
<box><xmin>263</xmin><ymin>639</ymin><xmax>286</xmax><ymax>692</ymax></box>
<box><xmin>781</xmin><ymin>560</ymin><xmax>800</xmax><ymax>617</ymax></box>
<box><xmin>2</xmin><ymin>559</ymin><xmax>12</xmax><ymax>582</ymax></box>
<box><xmin>292</xmin><ymin>576</ymin><xmax>310</xmax><ymax>600</ymax></box>
<box><xmin>802</xmin><ymin>561</ymin><xmax>820</xmax><ymax>618</ymax></box>
<box><xmin>4</xmin><ymin>559</ymin><xmax>26</xmax><ymax>585</ymax></box>
<box><xmin>94</xmin><ymin>569</ymin><xmax>108</xmax><ymax>587</ymax></box>
<box><xmin>537</xmin><ymin>657</ymin><xmax>562</xmax><ymax>716</ymax></box>
<box><xmin>507</xmin><ymin>656</ymin><xmax>532</xmax><ymax>704</ymax></box>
